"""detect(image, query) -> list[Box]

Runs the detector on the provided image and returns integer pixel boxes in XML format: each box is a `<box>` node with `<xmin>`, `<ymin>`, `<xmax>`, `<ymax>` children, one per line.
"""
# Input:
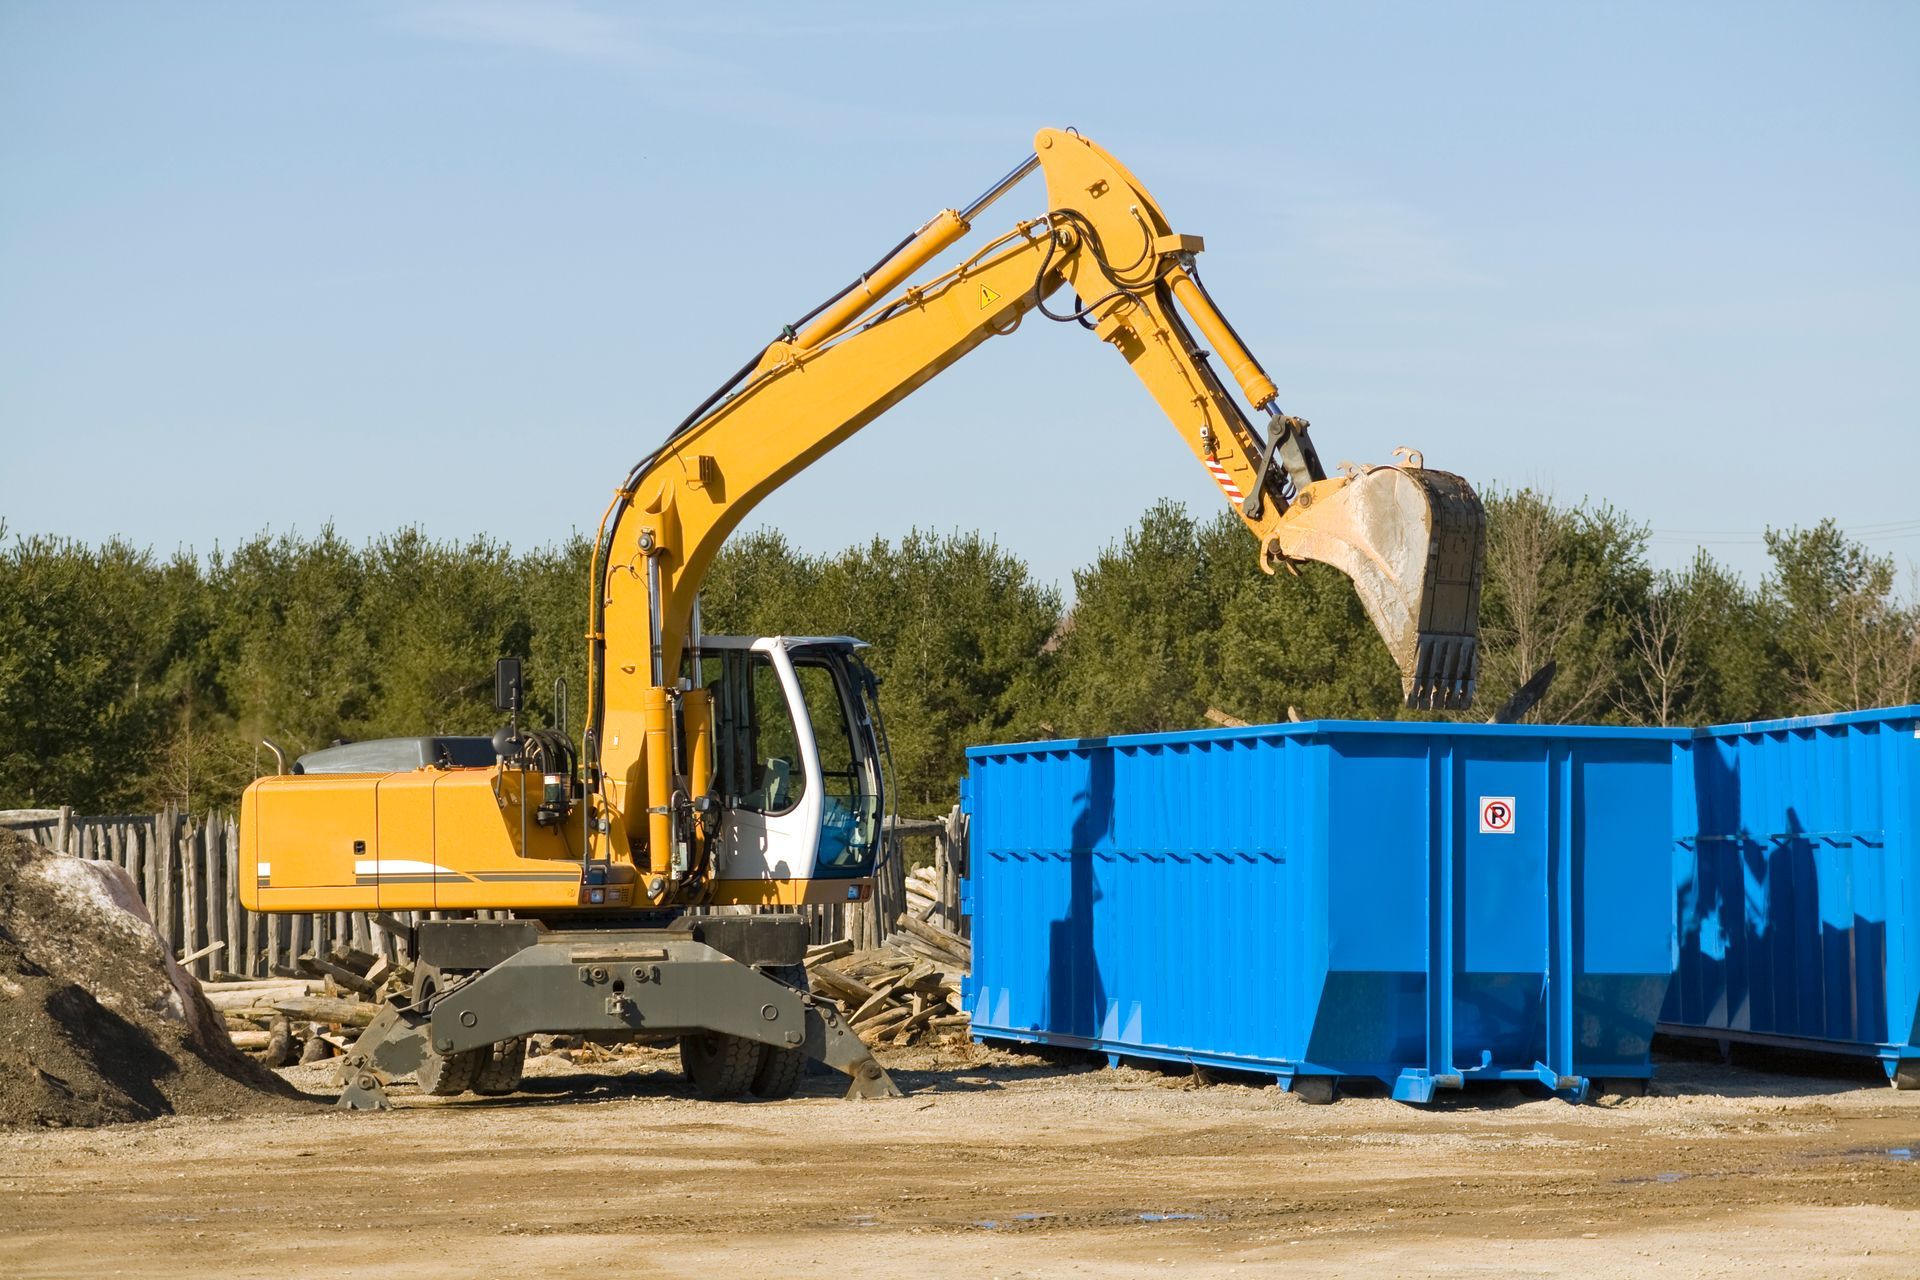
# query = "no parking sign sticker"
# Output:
<box><xmin>1479</xmin><ymin>796</ymin><xmax>1516</xmax><ymax>835</ymax></box>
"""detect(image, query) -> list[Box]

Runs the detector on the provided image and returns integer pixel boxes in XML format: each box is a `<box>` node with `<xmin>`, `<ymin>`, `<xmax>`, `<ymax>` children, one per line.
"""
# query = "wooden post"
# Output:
<box><xmin>245</xmin><ymin>891</ymin><xmax>262</xmax><ymax>977</ymax></box>
<box><xmin>54</xmin><ymin>805</ymin><xmax>72</xmax><ymax>855</ymax></box>
<box><xmin>182</xmin><ymin>815</ymin><xmax>202</xmax><ymax>976</ymax></box>
<box><xmin>126</xmin><ymin>822</ymin><xmax>144</xmax><ymax>906</ymax></box>
<box><xmin>224</xmin><ymin>817</ymin><xmax>243</xmax><ymax>979</ymax></box>
<box><xmin>203</xmin><ymin>819</ymin><xmax>222</xmax><ymax>979</ymax></box>
<box><xmin>158</xmin><ymin>806</ymin><xmax>177</xmax><ymax>955</ymax></box>
<box><xmin>142</xmin><ymin>815</ymin><xmax>160</xmax><ymax>929</ymax></box>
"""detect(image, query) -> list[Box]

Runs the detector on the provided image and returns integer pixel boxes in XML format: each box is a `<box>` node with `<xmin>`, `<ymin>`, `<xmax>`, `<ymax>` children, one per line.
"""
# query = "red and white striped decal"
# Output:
<box><xmin>1204</xmin><ymin>457</ymin><xmax>1244</xmax><ymax>504</ymax></box>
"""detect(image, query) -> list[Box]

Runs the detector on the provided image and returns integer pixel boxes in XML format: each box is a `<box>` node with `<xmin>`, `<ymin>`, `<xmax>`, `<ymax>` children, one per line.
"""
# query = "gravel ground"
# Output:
<box><xmin>1</xmin><ymin>1038</ymin><xmax>1915</xmax><ymax>1278</ymax></box>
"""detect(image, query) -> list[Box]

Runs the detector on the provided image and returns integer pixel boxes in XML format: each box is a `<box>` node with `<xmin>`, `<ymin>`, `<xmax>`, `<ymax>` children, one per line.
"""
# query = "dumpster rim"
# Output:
<box><xmin>965</xmin><ymin>717</ymin><xmax>1692</xmax><ymax>759</ymax></box>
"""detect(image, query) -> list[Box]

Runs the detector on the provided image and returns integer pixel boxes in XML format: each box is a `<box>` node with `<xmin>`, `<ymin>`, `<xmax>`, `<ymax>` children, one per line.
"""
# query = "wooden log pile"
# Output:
<box><xmin>204</xmin><ymin>940</ymin><xmax>412</xmax><ymax>1066</ymax></box>
<box><xmin>804</xmin><ymin>870</ymin><xmax>972</xmax><ymax>1048</ymax></box>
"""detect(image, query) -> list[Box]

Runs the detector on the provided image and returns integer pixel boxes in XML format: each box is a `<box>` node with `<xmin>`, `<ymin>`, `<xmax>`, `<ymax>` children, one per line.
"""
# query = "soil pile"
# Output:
<box><xmin>0</xmin><ymin>828</ymin><xmax>305</xmax><ymax>1127</ymax></box>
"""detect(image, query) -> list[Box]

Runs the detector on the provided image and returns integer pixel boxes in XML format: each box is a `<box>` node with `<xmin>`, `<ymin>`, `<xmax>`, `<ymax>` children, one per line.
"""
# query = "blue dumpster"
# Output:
<box><xmin>961</xmin><ymin>720</ymin><xmax>1685</xmax><ymax>1103</ymax></box>
<box><xmin>1665</xmin><ymin>706</ymin><xmax>1920</xmax><ymax>1086</ymax></box>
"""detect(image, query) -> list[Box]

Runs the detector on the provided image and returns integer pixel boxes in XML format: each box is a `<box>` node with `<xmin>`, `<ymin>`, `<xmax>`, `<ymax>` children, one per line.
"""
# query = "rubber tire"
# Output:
<box><xmin>749</xmin><ymin>964</ymin><xmax>809</xmax><ymax>1101</ymax></box>
<box><xmin>680</xmin><ymin>1031</ymin><xmax>767</xmax><ymax>1100</ymax></box>
<box><xmin>412</xmin><ymin>965</ymin><xmax>483</xmax><ymax>1097</ymax></box>
<box><xmin>1894</xmin><ymin>1063</ymin><xmax>1920</xmax><ymax>1091</ymax></box>
<box><xmin>418</xmin><ymin>1043</ymin><xmax>484</xmax><ymax>1096</ymax></box>
<box><xmin>472</xmin><ymin>1037</ymin><xmax>528</xmax><ymax>1096</ymax></box>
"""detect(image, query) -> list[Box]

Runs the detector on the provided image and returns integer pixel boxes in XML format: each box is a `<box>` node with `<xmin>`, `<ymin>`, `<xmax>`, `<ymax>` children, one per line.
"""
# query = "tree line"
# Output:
<box><xmin>2</xmin><ymin>492</ymin><xmax>1914</xmax><ymax>816</ymax></box>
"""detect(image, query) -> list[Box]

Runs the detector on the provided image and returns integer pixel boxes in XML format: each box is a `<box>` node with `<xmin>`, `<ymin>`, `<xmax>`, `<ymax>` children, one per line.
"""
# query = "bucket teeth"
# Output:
<box><xmin>1409</xmin><ymin>633</ymin><xmax>1479</xmax><ymax>711</ymax></box>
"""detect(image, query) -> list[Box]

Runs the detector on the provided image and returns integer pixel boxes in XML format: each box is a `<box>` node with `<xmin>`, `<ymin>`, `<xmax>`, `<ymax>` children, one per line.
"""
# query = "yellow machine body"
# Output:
<box><xmin>240</xmin><ymin>767</ymin><xmax>634</xmax><ymax>913</ymax></box>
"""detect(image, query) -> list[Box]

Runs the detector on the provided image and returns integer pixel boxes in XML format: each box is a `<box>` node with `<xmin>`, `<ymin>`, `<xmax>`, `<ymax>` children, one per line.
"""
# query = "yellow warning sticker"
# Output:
<box><xmin>979</xmin><ymin>284</ymin><xmax>1001</xmax><ymax>309</ymax></box>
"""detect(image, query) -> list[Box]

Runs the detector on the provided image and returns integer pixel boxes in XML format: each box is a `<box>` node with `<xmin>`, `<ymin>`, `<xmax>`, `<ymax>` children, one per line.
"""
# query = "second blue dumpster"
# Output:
<box><xmin>1664</xmin><ymin>705</ymin><xmax>1920</xmax><ymax>1086</ymax></box>
<box><xmin>961</xmin><ymin>720</ymin><xmax>1686</xmax><ymax>1103</ymax></box>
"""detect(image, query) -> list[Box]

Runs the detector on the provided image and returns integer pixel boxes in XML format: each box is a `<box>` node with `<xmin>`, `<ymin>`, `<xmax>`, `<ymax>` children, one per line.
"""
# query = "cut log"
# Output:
<box><xmin>298</xmin><ymin>953</ymin><xmax>376</xmax><ymax>996</ymax></box>
<box><xmin>228</xmin><ymin>1028</ymin><xmax>271</xmax><ymax>1050</ymax></box>
<box><xmin>884</xmin><ymin>932</ymin><xmax>967</xmax><ymax>971</ymax></box>
<box><xmin>272</xmin><ymin>996</ymin><xmax>377</xmax><ymax>1028</ymax></box>
<box><xmin>369</xmin><ymin>910</ymin><xmax>412</xmax><ymax>938</ymax></box>
<box><xmin>849</xmin><ymin>988</ymin><xmax>904</xmax><ymax>1025</ymax></box>
<box><xmin>264</xmin><ymin>1016</ymin><xmax>297</xmax><ymax>1066</ymax></box>
<box><xmin>810</xmin><ymin>965</ymin><xmax>878</xmax><ymax>1007</ymax></box>
<box><xmin>859</xmin><ymin>1004</ymin><xmax>912</xmax><ymax>1034</ymax></box>
<box><xmin>896</xmin><ymin>913</ymin><xmax>970</xmax><ymax>960</ymax></box>
<box><xmin>178</xmin><ymin>940</ymin><xmax>225</xmax><ymax>966</ymax></box>
<box><xmin>203</xmin><ymin>977</ymin><xmax>325</xmax><ymax>993</ymax></box>
<box><xmin>327</xmin><ymin>942</ymin><xmax>378</xmax><ymax>976</ymax></box>
<box><xmin>203</xmin><ymin>982</ymin><xmax>314</xmax><ymax>1012</ymax></box>
<box><xmin>804</xmin><ymin>938</ymin><xmax>855</xmax><ymax>965</ymax></box>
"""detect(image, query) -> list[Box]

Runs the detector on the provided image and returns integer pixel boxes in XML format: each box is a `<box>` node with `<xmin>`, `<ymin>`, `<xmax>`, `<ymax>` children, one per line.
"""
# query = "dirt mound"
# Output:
<box><xmin>0</xmin><ymin>829</ymin><xmax>307</xmax><ymax>1127</ymax></box>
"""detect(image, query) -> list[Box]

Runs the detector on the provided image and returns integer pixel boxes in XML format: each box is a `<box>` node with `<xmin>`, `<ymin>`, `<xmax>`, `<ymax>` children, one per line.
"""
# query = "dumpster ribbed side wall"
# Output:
<box><xmin>963</xmin><ymin>721</ymin><xmax>1683</xmax><ymax>1091</ymax></box>
<box><xmin>963</xmin><ymin>732</ymin><xmax>1319</xmax><ymax>1069</ymax></box>
<box><xmin>1666</xmin><ymin>706</ymin><xmax>1920</xmax><ymax>1065</ymax></box>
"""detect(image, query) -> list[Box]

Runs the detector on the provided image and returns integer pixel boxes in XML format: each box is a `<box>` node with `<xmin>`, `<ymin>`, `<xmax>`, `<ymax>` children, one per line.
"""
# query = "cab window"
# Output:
<box><xmin>708</xmin><ymin>651</ymin><xmax>805</xmax><ymax>815</ymax></box>
<box><xmin>793</xmin><ymin>656</ymin><xmax>878</xmax><ymax>874</ymax></box>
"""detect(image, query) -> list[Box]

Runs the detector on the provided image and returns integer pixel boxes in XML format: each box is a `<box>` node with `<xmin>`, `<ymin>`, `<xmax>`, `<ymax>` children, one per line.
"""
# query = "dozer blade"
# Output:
<box><xmin>1263</xmin><ymin>463</ymin><xmax>1486</xmax><ymax>710</ymax></box>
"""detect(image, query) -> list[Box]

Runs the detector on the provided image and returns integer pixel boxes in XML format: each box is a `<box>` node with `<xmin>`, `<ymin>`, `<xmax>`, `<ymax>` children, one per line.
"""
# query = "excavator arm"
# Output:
<box><xmin>589</xmin><ymin>128</ymin><xmax>1487</xmax><ymax>904</ymax></box>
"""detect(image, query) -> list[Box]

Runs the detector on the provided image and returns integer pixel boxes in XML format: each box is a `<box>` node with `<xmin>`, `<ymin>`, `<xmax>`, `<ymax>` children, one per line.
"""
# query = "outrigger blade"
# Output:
<box><xmin>1263</xmin><ymin>462</ymin><xmax>1486</xmax><ymax>710</ymax></box>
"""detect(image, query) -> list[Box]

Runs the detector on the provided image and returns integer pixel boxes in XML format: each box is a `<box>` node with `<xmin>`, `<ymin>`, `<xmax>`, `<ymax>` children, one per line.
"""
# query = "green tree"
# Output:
<box><xmin>359</xmin><ymin>529</ymin><xmax>530</xmax><ymax>735</ymax></box>
<box><xmin>1044</xmin><ymin>500</ymin><xmax>1219</xmax><ymax>737</ymax></box>
<box><xmin>1478</xmin><ymin>489</ymin><xmax>1648</xmax><ymax>723</ymax></box>
<box><xmin>0</xmin><ymin>529</ymin><xmax>181</xmax><ymax>809</ymax></box>
<box><xmin>518</xmin><ymin>534</ymin><xmax>593</xmax><ymax>732</ymax></box>
<box><xmin>1762</xmin><ymin>520</ymin><xmax>1917</xmax><ymax>713</ymax></box>
<box><xmin>203</xmin><ymin>527</ymin><xmax>376</xmax><ymax>760</ymax></box>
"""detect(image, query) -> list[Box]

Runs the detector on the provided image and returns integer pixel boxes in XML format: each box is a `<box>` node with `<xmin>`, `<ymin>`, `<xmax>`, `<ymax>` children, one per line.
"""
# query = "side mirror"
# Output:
<box><xmin>495</xmin><ymin>657</ymin><xmax>523</xmax><ymax>713</ymax></box>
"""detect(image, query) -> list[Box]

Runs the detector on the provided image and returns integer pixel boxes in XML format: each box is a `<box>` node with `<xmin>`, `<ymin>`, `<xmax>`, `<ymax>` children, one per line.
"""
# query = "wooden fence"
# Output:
<box><xmin>2</xmin><ymin>805</ymin><xmax>967</xmax><ymax>980</ymax></box>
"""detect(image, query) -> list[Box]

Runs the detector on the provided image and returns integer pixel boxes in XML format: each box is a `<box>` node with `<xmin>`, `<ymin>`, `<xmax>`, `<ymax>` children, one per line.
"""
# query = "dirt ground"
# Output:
<box><xmin>2</xmin><ymin>1039</ymin><xmax>1916</xmax><ymax>1279</ymax></box>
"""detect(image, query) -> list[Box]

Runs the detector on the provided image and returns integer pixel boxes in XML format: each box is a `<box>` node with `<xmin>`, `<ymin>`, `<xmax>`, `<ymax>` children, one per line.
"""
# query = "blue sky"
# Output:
<box><xmin>3</xmin><ymin>1</ymin><xmax>1915</xmax><ymax>591</ymax></box>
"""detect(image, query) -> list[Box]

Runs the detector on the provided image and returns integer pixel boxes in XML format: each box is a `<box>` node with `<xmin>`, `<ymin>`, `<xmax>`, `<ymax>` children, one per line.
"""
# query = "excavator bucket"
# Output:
<box><xmin>1264</xmin><ymin>463</ymin><xmax>1486</xmax><ymax>710</ymax></box>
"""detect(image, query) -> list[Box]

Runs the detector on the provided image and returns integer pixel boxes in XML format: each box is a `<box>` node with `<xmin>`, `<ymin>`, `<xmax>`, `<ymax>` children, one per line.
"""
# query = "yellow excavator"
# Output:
<box><xmin>240</xmin><ymin>128</ymin><xmax>1486</xmax><ymax>1107</ymax></box>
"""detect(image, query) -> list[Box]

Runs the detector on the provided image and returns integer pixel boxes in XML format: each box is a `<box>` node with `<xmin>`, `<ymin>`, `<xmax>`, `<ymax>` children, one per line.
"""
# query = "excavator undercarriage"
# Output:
<box><xmin>336</xmin><ymin>917</ymin><xmax>899</xmax><ymax>1109</ymax></box>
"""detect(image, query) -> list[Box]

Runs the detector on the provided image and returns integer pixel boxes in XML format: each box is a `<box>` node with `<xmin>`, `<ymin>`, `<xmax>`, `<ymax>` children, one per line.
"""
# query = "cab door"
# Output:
<box><xmin>708</xmin><ymin>640</ymin><xmax>823</xmax><ymax>884</ymax></box>
<box><xmin>705</xmin><ymin>639</ymin><xmax>883</xmax><ymax>893</ymax></box>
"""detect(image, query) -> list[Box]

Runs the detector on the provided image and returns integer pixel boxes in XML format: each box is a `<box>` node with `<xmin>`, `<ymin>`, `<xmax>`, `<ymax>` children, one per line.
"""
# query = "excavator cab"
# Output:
<box><xmin>700</xmin><ymin>636</ymin><xmax>886</xmax><ymax>892</ymax></box>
